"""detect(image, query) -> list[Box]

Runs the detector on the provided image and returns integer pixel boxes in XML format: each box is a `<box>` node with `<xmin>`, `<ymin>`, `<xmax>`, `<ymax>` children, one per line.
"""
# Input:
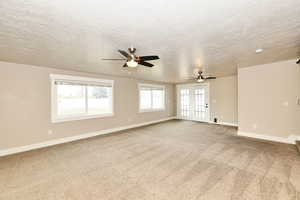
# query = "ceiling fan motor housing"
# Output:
<box><xmin>103</xmin><ymin>48</ymin><xmax>159</xmax><ymax>68</ymax></box>
<box><xmin>128</xmin><ymin>48</ymin><xmax>136</xmax><ymax>54</ymax></box>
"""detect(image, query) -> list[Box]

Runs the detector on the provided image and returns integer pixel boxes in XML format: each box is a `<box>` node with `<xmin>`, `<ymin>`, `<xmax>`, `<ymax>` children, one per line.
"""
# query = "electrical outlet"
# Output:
<box><xmin>252</xmin><ymin>124</ymin><xmax>257</xmax><ymax>130</ymax></box>
<box><xmin>48</xmin><ymin>130</ymin><xmax>53</xmax><ymax>135</ymax></box>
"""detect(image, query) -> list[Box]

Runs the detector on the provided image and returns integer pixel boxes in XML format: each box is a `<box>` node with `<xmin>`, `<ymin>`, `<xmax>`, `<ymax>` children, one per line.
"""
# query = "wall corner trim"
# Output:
<box><xmin>0</xmin><ymin>117</ymin><xmax>176</xmax><ymax>157</ymax></box>
<box><xmin>237</xmin><ymin>131</ymin><xmax>298</xmax><ymax>144</ymax></box>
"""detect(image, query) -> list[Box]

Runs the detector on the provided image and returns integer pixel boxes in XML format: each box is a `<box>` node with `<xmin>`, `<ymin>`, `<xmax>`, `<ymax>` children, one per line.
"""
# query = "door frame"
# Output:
<box><xmin>176</xmin><ymin>82</ymin><xmax>210</xmax><ymax>122</ymax></box>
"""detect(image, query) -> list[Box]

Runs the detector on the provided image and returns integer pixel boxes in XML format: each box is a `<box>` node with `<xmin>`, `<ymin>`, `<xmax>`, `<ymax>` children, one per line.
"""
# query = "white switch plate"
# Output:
<box><xmin>48</xmin><ymin>130</ymin><xmax>53</xmax><ymax>135</ymax></box>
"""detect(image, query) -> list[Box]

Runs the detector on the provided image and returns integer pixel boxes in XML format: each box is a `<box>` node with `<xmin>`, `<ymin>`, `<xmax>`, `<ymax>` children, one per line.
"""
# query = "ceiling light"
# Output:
<box><xmin>255</xmin><ymin>48</ymin><xmax>264</xmax><ymax>53</ymax></box>
<box><xmin>197</xmin><ymin>78</ymin><xmax>204</xmax><ymax>83</ymax></box>
<box><xmin>126</xmin><ymin>60</ymin><xmax>138</xmax><ymax>68</ymax></box>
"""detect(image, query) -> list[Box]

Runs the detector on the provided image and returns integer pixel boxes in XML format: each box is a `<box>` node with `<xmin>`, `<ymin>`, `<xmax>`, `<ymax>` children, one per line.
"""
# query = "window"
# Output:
<box><xmin>139</xmin><ymin>84</ymin><xmax>165</xmax><ymax>112</ymax></box>
<box><xmin>51</xmin><ymin>74</ymin><xmax>113</xmax><ymax>123</ymax></box>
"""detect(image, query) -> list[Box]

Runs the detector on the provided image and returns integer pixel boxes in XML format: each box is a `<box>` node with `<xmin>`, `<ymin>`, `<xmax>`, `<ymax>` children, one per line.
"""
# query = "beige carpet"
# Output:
<box><xmin>0</xmin><ymin>120</ymin><xmax>300</xmax><ymax>200</ymax></box>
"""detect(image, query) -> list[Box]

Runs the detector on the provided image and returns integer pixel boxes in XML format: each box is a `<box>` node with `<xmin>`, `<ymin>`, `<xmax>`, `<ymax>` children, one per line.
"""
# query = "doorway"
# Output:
<box><xmin>177</xmin><ymin>83</ymin><xmax>210</xmax><ymax>122</ymax></box>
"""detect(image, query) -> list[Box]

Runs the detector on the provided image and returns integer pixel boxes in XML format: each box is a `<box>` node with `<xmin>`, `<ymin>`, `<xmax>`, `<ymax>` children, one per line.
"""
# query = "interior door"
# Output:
<box><xmin>177</xmin><ymin>84</ymin><xmax>210</xmax><ymax>122</ymax></box>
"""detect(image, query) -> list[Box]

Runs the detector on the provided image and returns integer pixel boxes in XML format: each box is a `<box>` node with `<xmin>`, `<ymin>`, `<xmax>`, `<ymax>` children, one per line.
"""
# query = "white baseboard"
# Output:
<box><xmin>237</xmin><ymin>131</ymin><xmax>299</xmax><ymax>144</ymax></box>
<box><xmin>208</xmin><ymin>121</ymin><xmax>238</xmax><ymax>127</ymax></box>
<box><xmin>0</xmin><ymin>117</ymin><xmax>176</xmax><ymax>157</ymax></box>
<box><xmin>175</xmin><ymin>117</ymin><xmax>238</xmax><ymax>127</ymax></box>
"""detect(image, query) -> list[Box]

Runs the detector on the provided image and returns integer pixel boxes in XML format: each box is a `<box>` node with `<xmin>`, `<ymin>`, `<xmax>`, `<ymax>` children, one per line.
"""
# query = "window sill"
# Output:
<box><xmin>51</xmin><ymin>113</ymin><xmax>114</xmax><ymax>123</ymax></box>
<box><xmin>139</xmin><ymin>109</ymin><xmax>165</xmax><ymax>113</ymax></box>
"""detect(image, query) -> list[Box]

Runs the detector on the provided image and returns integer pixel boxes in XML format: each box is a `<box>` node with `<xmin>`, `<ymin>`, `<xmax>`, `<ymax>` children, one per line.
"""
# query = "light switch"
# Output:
<box><xmin>283</xmin><ymin>101</ymin><xmax>289</xmax><ymax>107</ymax></box>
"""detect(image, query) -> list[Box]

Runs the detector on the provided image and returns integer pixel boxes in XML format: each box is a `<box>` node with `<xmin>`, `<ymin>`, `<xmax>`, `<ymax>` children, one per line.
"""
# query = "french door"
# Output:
<box><xmin>177</xmin><ymin>84</ymin><xmax>210</xmax><ymax>122</ymax></box>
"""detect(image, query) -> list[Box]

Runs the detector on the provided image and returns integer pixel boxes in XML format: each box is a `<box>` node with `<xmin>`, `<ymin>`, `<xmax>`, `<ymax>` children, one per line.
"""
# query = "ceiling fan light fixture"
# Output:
<box><xmin>103</xmin><ymin>48</ymin><xmax>159</xmax><ymax>68</ymax></box>
<box><xmin>126</xmin><ymin>60</ymin><xmax>138</xmax><ymax>68</ymax></box>
<box><xmin>197</xmin><ymin>78</ymin><xmax>204</xmax><ymax>83</ymax></box>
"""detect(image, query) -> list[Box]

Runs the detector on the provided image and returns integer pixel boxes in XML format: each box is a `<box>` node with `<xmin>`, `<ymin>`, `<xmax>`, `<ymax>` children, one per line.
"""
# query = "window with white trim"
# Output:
<box><xmin>51</xmin><ymin>74</ymin><xmax>113</xmax><ymax>123</ymax></box>
<box><xmin>139</xmin><ymin>84</ymin><xmax>165</xmax><ymax>112</ymax></box>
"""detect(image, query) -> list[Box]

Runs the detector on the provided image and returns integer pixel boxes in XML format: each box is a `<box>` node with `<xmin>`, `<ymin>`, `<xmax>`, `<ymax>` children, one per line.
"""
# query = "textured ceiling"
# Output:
<box><xmin>0</xmin><ymin>0</ymin><xmax>300</xmax><ymax>83</ymax></box>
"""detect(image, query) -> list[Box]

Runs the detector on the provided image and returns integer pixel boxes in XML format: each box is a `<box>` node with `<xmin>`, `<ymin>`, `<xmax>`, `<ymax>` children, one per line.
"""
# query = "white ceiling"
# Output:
<box><xmin>0</xmin><ymin>0</ymin><xmax>300</xmax><ymax>83</ymax></box>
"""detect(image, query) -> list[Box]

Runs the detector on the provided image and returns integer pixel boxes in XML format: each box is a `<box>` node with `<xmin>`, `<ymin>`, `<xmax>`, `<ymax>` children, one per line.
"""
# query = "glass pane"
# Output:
<box><xmin>88</xmin><ymin>86</ymin><xmax>112</xmax><ymax>115</ymax></box>
<box><xmin>152</xmin><ymin>89</ymin><xmax>164</xmax><ymax>109</ymax></box>
<box><xmin>195</xmin><ymin>88</ymin><xmax>205</xmax><ymax>120</ymax></box>
<box><xmin>180</xmin><ymin>89</ymin><xmax>190</xmax><ymax>117</ymax></box>
<box><xmin>57</xmin><ymin>84</ymin><xmax>86</xmax><ymax>116</ymax></box>
<box><xmin>140</xmin><ymin>89</ymin><xmax>152</xmax><ymax>110</ymax></box>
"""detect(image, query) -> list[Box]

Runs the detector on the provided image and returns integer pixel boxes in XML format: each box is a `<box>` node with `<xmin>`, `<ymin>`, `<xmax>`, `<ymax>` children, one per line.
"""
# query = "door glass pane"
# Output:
<box><xmin>194</xmin><ymin>88</ymin><xmax>205</xmax><ymax>119</ymax></box>
<box><xmin>57</xmin><ymin>84</ymin><xmax>86</xmax><ymax>116</ymax></box>
<box><xmin>180</xmin><ymin>89</ymin><xmax>190</xmax><ymax>117</ymax></box>
<box><xmin>88</xmin><ymin>86</ymin><xmax>112</xmax><ymax>115</ymax></box>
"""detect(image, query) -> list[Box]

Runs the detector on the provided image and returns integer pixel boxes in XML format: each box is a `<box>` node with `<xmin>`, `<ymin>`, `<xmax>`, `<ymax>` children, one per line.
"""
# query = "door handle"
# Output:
<box><xmin>205</xmin><ymin>103</ymin><xmax>208</xmax><ymax>108</ymax></box>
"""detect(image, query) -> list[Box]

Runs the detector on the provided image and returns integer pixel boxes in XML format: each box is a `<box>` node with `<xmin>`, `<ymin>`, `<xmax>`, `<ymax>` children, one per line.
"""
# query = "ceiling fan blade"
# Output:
<box><xmin>204</xmin><ymin>77</ymin><xmax>216</xmax><ymax>79</ymax></box>
<box><xmin>139</xmin><ymin>56</ymin><xmax>159</xmax><ymax>61</ymax></box>
<box><xmin>139</xmin><ymin>61</ymin><xmax>154</xmax><ymax>67</ymax></box>
<box><xmin>118</xmin><ymin>50</ymin><xmax>130</xmax><ymax>58</ymax></box>
<box><xmin>122</xmin><ymin>63</ymin><xmax>128</xmax><ymax>67</ymax></box>
<box><xmin>102</xmin><ymin>58</ymin><xmax>126</xmax><ymax>60</ymax></box>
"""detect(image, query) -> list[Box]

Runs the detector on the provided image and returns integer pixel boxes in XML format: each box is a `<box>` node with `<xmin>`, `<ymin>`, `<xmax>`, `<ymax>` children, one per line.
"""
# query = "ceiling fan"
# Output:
<box><xmin>102</xmin><ymin>47</ymin><xmax>159</xmax><ymax>68</ymax></box>
<box><xmin>186</xmin><ymin>70</ymin><xmax>217</xmax><ymax>82</ymax></box>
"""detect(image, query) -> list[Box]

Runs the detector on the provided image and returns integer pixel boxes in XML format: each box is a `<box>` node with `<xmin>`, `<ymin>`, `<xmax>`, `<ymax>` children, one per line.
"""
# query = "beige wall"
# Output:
<box><xmin>238</xmin><ymin>59</ymin><xmax>300</xmax><ymax>138</ymax></box>
<box><xmin>0</xmin><ymin>61</ymin><xmax>176</xmax><ymax>150</ymax></box>
<box><xmin>210</xmin><ymin>75</ymin><xmax>238</xmax><ymax>125</ymax></box>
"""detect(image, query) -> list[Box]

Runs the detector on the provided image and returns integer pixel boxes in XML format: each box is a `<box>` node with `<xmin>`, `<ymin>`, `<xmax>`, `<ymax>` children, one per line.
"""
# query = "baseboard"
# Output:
<box><xmin>0</xmin><ymin>117</ymin><xmax>176</xmax><ymax>157</ymax></box>
<box><xmin>208</xmin><ymin>121</ymin><xmax>238</xmax><ymax>127</ymax></box>
<box><xmin>175</xmin><ymin>117</ymin><xmax>238</xmax><ymax>127</ymax></box>
<box><xmin>237</xmin><ymin>131</ymin><xmax>298</xmax><ymax>144</ymax></box>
